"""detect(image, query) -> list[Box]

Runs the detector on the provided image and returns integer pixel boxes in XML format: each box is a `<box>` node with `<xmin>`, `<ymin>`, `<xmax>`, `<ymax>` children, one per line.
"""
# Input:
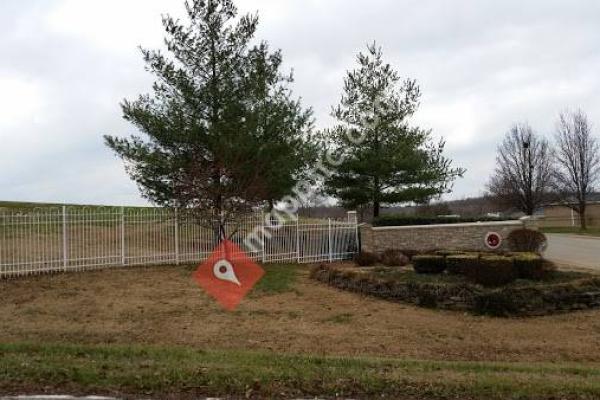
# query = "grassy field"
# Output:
<box><xmin>3</xmin><ymin>342</ymin><xmax>600</xmax><ymax>399</ymax></box>
<box><xmin>3</xmin><ymin>263</ymin><xmax>600</xmax><ymax>398</ymax></box>
<box><xmin>0</xmin><ymin>200</ymin><xmax>156</xmax><ymax>211</ymax></box>
<box><xmin>0</xmin><ymin>200</ymin><xmax>111</xmax><ymax>209</ymax></box>
<box><xmin>0</xmin><ymin>200</ymin><xmax>67</xmax><ymax>209</ymax></box>
<box><xmin>541</xmin><ymin>226</ymin><xmax>600</xmax><ymax>237</ymax></box>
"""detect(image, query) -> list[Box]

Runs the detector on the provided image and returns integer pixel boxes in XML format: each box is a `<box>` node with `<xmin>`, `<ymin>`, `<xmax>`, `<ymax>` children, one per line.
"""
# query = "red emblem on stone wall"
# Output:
<box><xmin>485</xmin><ymin>232</ymin><xmax>502</xmax><ymax>250</ymax></box>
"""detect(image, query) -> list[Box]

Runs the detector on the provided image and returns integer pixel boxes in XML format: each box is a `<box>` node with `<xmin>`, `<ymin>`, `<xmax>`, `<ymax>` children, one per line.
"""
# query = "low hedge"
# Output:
<box><xmin>513</xmin><ymin>252</ymin><xmax>546</xmax><ymax>280</ymax></box>
<box><xmin>373</xmin><ymin>215</ymin><xmax>508</xmax><ymax>227</ymax></box>
<box><xmin>413</xmin><ymin>255</ymin><xmax>446</xmax><ymax>274</ymax></box>
<box><xmin>357</xmin><ymin>249</ymin><xmax>550</xmax><ymax>286</ymax></box>
<box><xmin>435</xmin><ymin>250</ymin><xmax>468</xmax><ymax>257</ymax></box>
<box><xmin>468</xmin><ymin>256</ymin><xmax>517</xmax><ymax>287</ymax></box>
<box><xmin>446</xmin><ymin>254</ymin><xmax>480</xmax><ymax>275</ymax></box>
<box><xmin>419</xmin><ymin>251</ymin><xmax>549</xmax><ymax>284</ymax></box>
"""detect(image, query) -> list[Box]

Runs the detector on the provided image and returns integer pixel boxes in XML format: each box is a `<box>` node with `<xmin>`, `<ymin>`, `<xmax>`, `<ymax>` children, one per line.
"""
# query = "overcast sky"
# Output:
<box><xmin>2</xmin><ymin>0</ymin><xmax>600</xmax><ymax>206</ymax></box>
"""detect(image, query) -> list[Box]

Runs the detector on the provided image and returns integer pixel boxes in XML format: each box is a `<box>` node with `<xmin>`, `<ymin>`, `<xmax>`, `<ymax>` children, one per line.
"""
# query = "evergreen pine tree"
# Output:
<box><xmin>104</xmin><ymin>0</ymin><xmax>313</xmax><ymax>231</ymax></box>
<box><xmin>324</xmin><ymin>44</ymin><xmax>464</xmax><ymax>218</ymax></box>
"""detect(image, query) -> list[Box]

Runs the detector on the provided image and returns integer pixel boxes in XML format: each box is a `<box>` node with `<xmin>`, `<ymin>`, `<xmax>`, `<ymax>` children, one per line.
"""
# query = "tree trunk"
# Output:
<box><xmin>373</xmin><ymin>201</ymin><xmax>380</xmax><ymax>219</ymax></box>
<box><xmin>212</xmin><ymin>220</ymin><xmax>224</xmax><ymax>243</ymax></box>
<box><xmin>373</xmin><ymin>175</ymin><xmax>380</xmax><ymax>219</ymax></box>
<box><xmin>579</xmin><ymin>205</ymin><xmax>588</xmax><ymax>230</ymax></box>
<box><xmin>525</xmin><ymin>203</ymin><xmax>535</xmax><ymax>216</ymax></box>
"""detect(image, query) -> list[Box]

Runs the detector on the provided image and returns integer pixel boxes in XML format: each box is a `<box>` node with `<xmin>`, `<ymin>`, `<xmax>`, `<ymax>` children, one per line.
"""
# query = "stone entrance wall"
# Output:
<box><xmin>361</xmin><ymin>218</ymin><xmax>537</xmax><ymax>253</ymax></box>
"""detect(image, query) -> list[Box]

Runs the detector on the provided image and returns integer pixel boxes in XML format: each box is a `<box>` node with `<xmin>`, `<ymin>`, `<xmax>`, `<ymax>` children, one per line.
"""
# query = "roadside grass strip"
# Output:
<box><xmin>2</xmin><ymin>342</ymin><xmax>600</xmax><ymax>399</ymax></box>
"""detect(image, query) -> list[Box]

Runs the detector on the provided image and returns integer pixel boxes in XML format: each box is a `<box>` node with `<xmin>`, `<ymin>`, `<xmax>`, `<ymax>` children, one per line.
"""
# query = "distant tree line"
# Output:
<box><xmin>104</xmin><ymin>0</ymin><xmax>463</xmax><ymax>234</ymax></box>
<box><xmin>487</xmin><ymin>110</ymin><xmax>600</xmax><ymax>229</ymax></box>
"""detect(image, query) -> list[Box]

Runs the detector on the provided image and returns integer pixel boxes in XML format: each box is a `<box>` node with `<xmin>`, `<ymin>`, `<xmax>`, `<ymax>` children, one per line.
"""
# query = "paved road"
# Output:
<box><xmin>545</xmin><ymin>234</ymin><xmax>600</xmax><ymax>270</ymax></box>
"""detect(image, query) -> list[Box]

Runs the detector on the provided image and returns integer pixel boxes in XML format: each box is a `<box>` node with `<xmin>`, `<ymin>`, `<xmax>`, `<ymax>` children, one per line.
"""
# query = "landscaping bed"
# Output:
<box><xmin>311</xmin><ymin>257</ymin><xmax>600</xmax><ymax>317</ymax></box>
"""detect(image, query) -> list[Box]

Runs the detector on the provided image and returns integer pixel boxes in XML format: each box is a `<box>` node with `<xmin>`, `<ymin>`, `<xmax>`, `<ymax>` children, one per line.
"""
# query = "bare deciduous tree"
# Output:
<box><xmin>552</xmin><ymin>110</ymin><xmax>600</xmax><ymax>230</ymax></box>
<box><xmin>487</xmin><ymin>123</ymin><xmax>553</xmax><ymax>215</ymax></box>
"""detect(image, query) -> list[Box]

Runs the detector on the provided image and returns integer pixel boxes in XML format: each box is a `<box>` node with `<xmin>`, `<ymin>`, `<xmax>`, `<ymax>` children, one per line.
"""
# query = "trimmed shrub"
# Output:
<box><xmin>373</xmin><ymin>215</ymin><xmax>508</xmax><ymax>227</ymax></box>
<box><xmin>513</xmin><ymin>252</ymin><xmax>546</xmax><ymax>280</ymax></box>
<box><xmin>446</xmin><ymin>254</ymin><xmax>480</xmax><ymax>275</ymax></box>
<box><xmin>435</xmin><ymin>250</ymin><xmax>466</xmax><ymax>257</ymax></box>
<box><xmin>507</xmin><ymin>229</ymin><xmax>548</xmax><ymax>253</ymax></box>
<box><xmin>468</xmin><ymin>256</ymin><xmax>517</xmax><ymax>287</ymax></box>
<box><xmin>413</xmin><ymin>255</ymin><xmax>446</xmax><ymax>274</ymax></box>
<box><xmin>381</xmin><ymin>249</ymin><xmax>410</xmax><ymax>267</ymax></box>
<box><xmin>354</xmin><ymin>252</ymin><xmax>379</xmax><ymax>267</ymax></box>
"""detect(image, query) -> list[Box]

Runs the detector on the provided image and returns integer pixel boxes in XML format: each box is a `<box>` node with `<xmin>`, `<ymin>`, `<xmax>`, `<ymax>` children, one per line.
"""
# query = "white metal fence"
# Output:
<box><xmin>0</xmin><ymin>207</ymin><xmax>358</xmax><ymax>278</ymax></box>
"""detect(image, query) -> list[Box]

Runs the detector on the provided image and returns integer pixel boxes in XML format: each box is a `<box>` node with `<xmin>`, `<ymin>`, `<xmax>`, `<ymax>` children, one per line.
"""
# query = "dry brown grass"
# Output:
<box><xmin>2</xmin><ymin>263</ymin><xmax>600</xmax><ymax>364</ymax></box>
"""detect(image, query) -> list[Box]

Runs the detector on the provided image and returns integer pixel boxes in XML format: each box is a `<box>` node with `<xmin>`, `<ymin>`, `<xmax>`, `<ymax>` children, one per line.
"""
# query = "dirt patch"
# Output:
<box><xmin>2</xmin><ymin>264</ymin><xmax>600</xmax><ymax>363</ymax></box>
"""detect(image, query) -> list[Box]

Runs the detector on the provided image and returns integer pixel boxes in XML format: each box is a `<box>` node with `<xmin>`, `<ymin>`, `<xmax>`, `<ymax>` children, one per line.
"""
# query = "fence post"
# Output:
<box><xmin>62</xmin><ymin>206</ymin><xmax>68</xmax><ymax>271</ymax></box>
<box><xmin>328</xmin><ymin>218</ymin><xmax>333</xmax><ymax>263</ymax></box>
<box><xmin>261</xmin><ymin>217</ymin><xmax>266</xmax><ymax>263</ymax></box>
<box><xmin>354</xmin><ymin>220</ymin><xmax>360</xmax><ymax>256</ymax></box>
<box><xmin>296</xmin><ymin>216</ymin><xmax>301</xmax><ymax>263</ymax></box>
<box><xmin>174</xmin><ymin>208</ymin><xmax>180</xmax><ymax>265</ymax></box>
<box><xmin>121</xmin><ymin>207</ymin><xmax>126</xmax><ymax>266</ymax></box>
<box><xmin>347</xmin><ymin>210</ymin><xmax>357</xmax><ymax>224</ymax></box>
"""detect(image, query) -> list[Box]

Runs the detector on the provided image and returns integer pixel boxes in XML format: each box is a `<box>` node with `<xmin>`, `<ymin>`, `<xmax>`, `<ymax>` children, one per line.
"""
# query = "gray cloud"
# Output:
<box><xmin>1</xmin><ymin>0</ymin><xmax>600</xmax><ymax>205</ymax></box>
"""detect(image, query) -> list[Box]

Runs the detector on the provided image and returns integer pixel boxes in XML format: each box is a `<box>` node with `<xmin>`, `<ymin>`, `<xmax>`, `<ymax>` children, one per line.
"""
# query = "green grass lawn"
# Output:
<box><xmin>2</xmin><ymin>342</ymin><xmax>600</xmax><ymax>399</ymax></box>
<box><xmin>541</xmin><ymin>226</ymin><xmax>600</xmax><ymax>237</ymax></box>
<box><xmin>251</xmin><ymin>263</ymin><xmax>299</xmax><ymax>295</ymax></box>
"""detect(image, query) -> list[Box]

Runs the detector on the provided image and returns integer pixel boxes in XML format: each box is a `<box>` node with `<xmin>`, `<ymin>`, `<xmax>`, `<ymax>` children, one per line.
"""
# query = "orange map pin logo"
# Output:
<box><xmin>194</xmin><ymin>240</ymin><xmax>265</xmax><ymax>311</ymax></box>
